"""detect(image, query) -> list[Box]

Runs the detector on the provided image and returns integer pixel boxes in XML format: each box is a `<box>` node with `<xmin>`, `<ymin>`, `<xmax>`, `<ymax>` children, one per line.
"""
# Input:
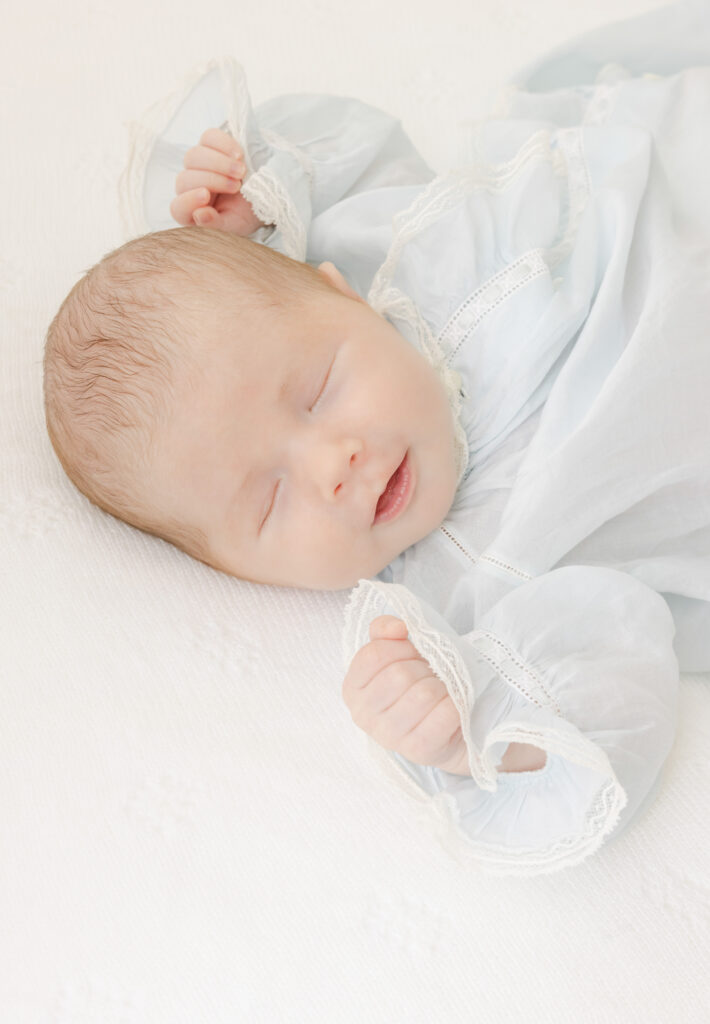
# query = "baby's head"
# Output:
<box><xmin>43</xmin><ymin>227</ymin><xmax>459</xmax><ymax>590</ymax></box>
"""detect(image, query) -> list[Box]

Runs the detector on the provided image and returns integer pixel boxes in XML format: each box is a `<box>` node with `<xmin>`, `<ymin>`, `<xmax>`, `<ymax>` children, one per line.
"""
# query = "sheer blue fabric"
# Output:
<box><xmin>132</xmin><ymin>0</ymin><xmax>710</xmax><ymax>872</ymax></box>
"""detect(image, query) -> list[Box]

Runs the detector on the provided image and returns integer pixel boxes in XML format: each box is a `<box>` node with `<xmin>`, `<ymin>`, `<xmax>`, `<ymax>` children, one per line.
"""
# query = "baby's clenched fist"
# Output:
<box><xmin>342</xmin><ymin>615</ymin><xmax>470</xmax><ymax>775</ymax></box>
<box><xmin>170</xmin><ymin>127</ymin><xmax>266</xmax><ymax>236</ymax></box>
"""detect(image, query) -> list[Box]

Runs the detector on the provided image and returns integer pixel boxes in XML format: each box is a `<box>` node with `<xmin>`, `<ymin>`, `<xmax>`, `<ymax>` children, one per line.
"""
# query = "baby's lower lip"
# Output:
<box><xmin>373</xmin><ymin>451</ymin><xmax>413</xmax><ymax>525</ymax></box>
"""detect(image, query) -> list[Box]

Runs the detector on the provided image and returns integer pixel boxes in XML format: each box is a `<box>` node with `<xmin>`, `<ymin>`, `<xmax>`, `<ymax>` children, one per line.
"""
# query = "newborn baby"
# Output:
<box><xmin>45</xmin><ymin>217</ymin><xmax>536</xmax><ymax>778</ymax></box>
<box><xmin>44</xmin><ymin>223</ymin><xmax>458</xmax><ymax>591</ymax></box>
<box><xmin>44</xmin><ymin>0</ymin><xmax>710</xmax><ymax>873</ymax></box>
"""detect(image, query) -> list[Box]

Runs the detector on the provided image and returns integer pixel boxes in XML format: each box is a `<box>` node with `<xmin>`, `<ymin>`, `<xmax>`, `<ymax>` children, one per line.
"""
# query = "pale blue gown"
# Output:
<box><xmin>125</xmin><ymin>0</ymin><xmax>710</xmax><ymax>874</ymax></box>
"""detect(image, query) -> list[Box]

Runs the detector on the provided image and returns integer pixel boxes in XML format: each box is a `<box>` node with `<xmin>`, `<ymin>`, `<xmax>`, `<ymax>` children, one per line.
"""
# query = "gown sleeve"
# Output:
<box><xmin>343</xmin><ymin>566</ymin><xmax>680</xmax><ymax>876</ymax></box>
<box><xmin>121</xmin><ymin>56</ymin><xmax>435</xmax><ymax>261</ymax></box>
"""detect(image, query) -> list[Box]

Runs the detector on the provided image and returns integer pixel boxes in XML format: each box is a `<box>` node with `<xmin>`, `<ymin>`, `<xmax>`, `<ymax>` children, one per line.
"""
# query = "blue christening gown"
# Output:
<box><xmin>122</xmin><ymin>0</ymin><xmax>710</xmax><ymax>874</ymax></box>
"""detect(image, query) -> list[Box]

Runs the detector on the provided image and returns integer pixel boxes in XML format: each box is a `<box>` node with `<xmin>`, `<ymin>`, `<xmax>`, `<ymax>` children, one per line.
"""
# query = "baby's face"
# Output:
<box><xmin>152</xmin><ymin>264</ymin><xmax>459</xmax><ymax>590</ymax></box>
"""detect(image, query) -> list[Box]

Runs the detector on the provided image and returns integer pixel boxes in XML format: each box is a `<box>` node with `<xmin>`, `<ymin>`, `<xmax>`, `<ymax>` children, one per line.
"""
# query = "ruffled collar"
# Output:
<box><xmin>366</xmin><ymin>285</ymin><xmax>470</xmax><ymax>491</ymax></box>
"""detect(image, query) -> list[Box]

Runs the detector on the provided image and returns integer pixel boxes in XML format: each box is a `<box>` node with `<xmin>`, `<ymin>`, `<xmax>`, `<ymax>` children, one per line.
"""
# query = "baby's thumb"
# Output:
<box><xmin>369</xmin><ymin>615</ymin><xmax>408</xmax><ymax>642</ymax></box>
<box><xmin>193</xmin><ymin>206</ymin><xmax>216</xmax><ymax>227</ymax></box>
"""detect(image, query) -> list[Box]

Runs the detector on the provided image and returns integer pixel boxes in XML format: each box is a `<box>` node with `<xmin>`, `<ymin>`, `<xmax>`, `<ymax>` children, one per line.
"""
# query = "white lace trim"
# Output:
<box><xmin>547</xmin><ymin>127</ymin><xmax>591</xmax><ymax>267</ymax></box>
<box><xmin>118</xmin><ymin>58</ymin><xmax>229</xmax><ymax>239</ymax></box>
<box><xmin>214</xmin><ymin>56</ymin><xmax>252</xmax><ymax>173</ymax></box>
<box><xmin>434</xmin><ymin>765</ymin><xmax>625</xmax><ymax>877</ymax></box>
<box><xmin>260</xmin><ymin>126</ymin><xmax>316</xmax><ymax>192</ymax></box>
<box><xmin>365</xmin><ymin>140</ymin><xmax>561</xmax><ymax>488</ymax></box>
<box><xmin>216</xmin><ymin>57</ymin><xmax>309</xmax><ymax>262</ymax></box>
<box><xmin>365</xmin><ymin>125</ymin><xmax>591</xmax><ymax>492</ymax></box>
<box><xmin>240</xmin><ymin>165</ymin><xmax>308</xmax><ymax>262</ymax></box>
<box><xmin>477</xmin><ymin>552</ymin><xmax>534</xmax><ymax>583</ymax></box>
<box><xmin>118</xmin><ymin>55</ymin><xmax>309</xmax><ymax>262</ymax></box>
<box><xmin>121</xmin><ymin>61</ymin><xmax>586</xmax><ymax>492</ymax></box>
<box><xmin>343</xmin><ymin>579</ymin><xmax>490</xmax><ymax>788</ymax></box>
<box><xmin>368</xmin><ymin>130</ymin><xmax>554</xmax><ymax>304</ymax></box>
<box><xmin>439</xmin><ymin>249</ymin><xmax>549</xmax><ymax>359</ymax></box>
<box><xmin>436</xmin><ymin>129</ymin><xmax>590</xmax><ymax>363</ymax></box>
<box><xmin>343</xmin><ymin>577</ymin><xmax>628</xmax><ymax>875</ymax></box>
<box><xmin>368</xmin><ymin>284</ymin><xmax>469</xmax><ymax>488</ymax></box>
<box><xmin>468</xmin><ymin>629</ymin><xmax>562</xmax><ymax>715</ymax></box>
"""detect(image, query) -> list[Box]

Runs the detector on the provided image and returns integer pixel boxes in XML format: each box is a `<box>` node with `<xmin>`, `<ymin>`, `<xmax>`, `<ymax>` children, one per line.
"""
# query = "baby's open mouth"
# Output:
<box><xmin>373</xmin><ymin>451</ymin><xmax>413</xmax><ymax>525</ymax></box>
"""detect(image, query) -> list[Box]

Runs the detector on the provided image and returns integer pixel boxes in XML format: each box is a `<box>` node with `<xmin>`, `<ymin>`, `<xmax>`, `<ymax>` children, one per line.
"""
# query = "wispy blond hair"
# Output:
<box><xmin>43</xmin><ymin>226</ymin><xmax>333</xmax><ymax>565</ymax></box>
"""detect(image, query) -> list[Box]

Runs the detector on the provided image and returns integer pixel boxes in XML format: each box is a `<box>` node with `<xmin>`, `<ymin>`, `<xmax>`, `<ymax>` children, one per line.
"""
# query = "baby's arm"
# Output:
<box><xmin>342</xmin><ymin>615</ymin><xmax>547</xmax><ymax>776</ymax></box>
<box><xmin>343</xmin><ymin>567</ymin><xmax>680</xmax><ymax>871</ymax></box>
<box><xmin>170</xmin><ymin>128</ymin><xmax>267</xmax><ymax>236</ymax></box>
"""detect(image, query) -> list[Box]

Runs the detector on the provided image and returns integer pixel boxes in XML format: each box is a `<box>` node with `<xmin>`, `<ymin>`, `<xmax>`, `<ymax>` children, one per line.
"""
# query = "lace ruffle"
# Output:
<box><xmin>240</xmin><ymin>164</ymin><xmax>308</xmax><ymax>262</ymax></box>
<box><xmin>365</xmin><ymin>123</ymin><xmax>592</xmax><ymax>492</ymax></box>
<box><xmin>216</xmin><ymin>57</ymin><xmax>310</xmax><ymax>261</ymax></box>
<box><xmin>118</xmin><ymin>58</ymin><xmax>226</xmax><ymax>239</ymax></box>
<box><xmin>342</xmin><ymin>577</ymin><xmax>628</xmax><ymax>875</ymax></box>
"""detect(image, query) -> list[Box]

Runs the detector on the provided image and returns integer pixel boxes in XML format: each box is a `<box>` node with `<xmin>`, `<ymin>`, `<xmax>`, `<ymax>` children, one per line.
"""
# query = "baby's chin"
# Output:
<box><xmin>290</xmin><ymin>548</ymin><xmax>412</xmax><ymax>592</ymax></box>
<box><xmin>299</xmin><ymin>537</ymin><xmax>419</xmax><ymax>590</ymax></box>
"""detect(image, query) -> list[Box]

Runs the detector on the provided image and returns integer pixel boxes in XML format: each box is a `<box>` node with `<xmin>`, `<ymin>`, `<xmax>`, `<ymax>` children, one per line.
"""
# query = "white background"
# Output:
<box><xmin>3</xmin><ymin>1</ymin><xmax>708</xmax><ymax>1022</ymax></box>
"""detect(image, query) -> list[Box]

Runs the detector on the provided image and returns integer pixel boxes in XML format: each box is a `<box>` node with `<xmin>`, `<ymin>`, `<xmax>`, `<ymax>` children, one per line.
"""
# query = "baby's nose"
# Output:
<box><xmin>307</xmin><ymin>437</ymin><xmax>364</xmax><ymax>502</ymax></box>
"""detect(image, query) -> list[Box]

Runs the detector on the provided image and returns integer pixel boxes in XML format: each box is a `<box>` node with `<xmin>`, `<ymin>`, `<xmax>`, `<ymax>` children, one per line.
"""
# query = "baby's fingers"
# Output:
<box><xmin>394</xmin><ymin>693</ymin><xmax>463</xmax><ymax>767</ymax></box>
<box><xmin>198</xmin><ymin>126</ymin><xmax>244</xmax><ymax>159</ymax></box>
<box><xmin>360</xmin><ymin>659</ymin><xmax>444</xmax><ymax>728</ymax></box>
<box><xmin>170</xmin><ymin>187</ymin><xmax>213</xmax><ymax>227</ymax></box>
<box><xmin>183</xmin><ymin>141</ymin><xmax>245</xmax><ymax>184</ymax></box>
<box><xmin>342</xmin><ymin>631</ymin><xmax>420</xmax><ymax>703</ymax></box>
<box><xmin>369</xmin><ymin>615</ymin><xmax>408</xmax><ymax>642</ymax></box>
<box><xmin>176</xmin><ymin>167</ymin><xmax>242</xmax><ymax>198</ymax></box>
<box><xmin>193</xmin><ymin>206</ymin><xmax>219</xmax><ymax>227</ymax></box>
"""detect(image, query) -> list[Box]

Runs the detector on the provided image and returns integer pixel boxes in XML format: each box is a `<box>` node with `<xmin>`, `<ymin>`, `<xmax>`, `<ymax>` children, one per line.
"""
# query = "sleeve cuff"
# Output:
<box><xmin>342</xmin><ymin>571</ymin><xmax>679</xmax><ymax>876</ymax></box>
<box><xmin>212</xmin><ymin>58</ymin><xmax>314</xmax><ymax>260</ymax></box>
<box><xmin>119</xmin><ymin>56</ymin><xmax>312</xmax><ymax>261</ymax></box>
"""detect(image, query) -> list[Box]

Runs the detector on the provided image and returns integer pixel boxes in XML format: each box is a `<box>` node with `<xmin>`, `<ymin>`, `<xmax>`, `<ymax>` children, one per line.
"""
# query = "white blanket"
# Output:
<box><xmin>3</xmin><ymin>0</ymin><xmax>708</xmax><ymax>1020</ymax></box>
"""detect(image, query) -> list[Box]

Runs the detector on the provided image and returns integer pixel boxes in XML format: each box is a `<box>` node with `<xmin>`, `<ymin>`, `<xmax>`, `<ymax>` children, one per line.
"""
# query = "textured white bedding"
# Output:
<box><xmin>2</xmin><ymin>0</ymin><xmax>709</xmax><ymax>1020</ymax></box>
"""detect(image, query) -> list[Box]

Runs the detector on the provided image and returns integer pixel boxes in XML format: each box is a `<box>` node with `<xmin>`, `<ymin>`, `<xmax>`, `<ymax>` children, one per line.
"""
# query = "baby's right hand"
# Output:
<box><xmin>170</xmin><ymin>127</ymin><xmax>267</xmax><ymax>236</ymax></box>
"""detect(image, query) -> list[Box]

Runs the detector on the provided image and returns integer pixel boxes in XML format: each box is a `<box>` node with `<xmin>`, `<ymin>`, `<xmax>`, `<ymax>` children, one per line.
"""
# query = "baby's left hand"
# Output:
<box><xmin>343</xmin><ymin>617</ymin><xmax>548</xmax><ymax>777</ymax></box>
<box><xmin>342</xmin><ymin>615</ymin><xmax>470</xmax><ymax>775</ymax></box>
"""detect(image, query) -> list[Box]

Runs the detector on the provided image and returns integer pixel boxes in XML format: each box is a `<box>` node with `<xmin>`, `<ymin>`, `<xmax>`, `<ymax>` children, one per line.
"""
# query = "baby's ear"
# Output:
<box><xmin>316</xmin><ymin>261</ymin><xmax>365</xmax><ymax>304</ymax></box>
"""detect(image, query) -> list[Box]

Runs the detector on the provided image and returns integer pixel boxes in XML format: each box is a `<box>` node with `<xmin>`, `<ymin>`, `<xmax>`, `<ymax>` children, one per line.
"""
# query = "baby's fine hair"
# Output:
<box><xmin>43</xmin><ymin>226</ymin><xmax>333</xmax><ymax>563</ymax></box>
